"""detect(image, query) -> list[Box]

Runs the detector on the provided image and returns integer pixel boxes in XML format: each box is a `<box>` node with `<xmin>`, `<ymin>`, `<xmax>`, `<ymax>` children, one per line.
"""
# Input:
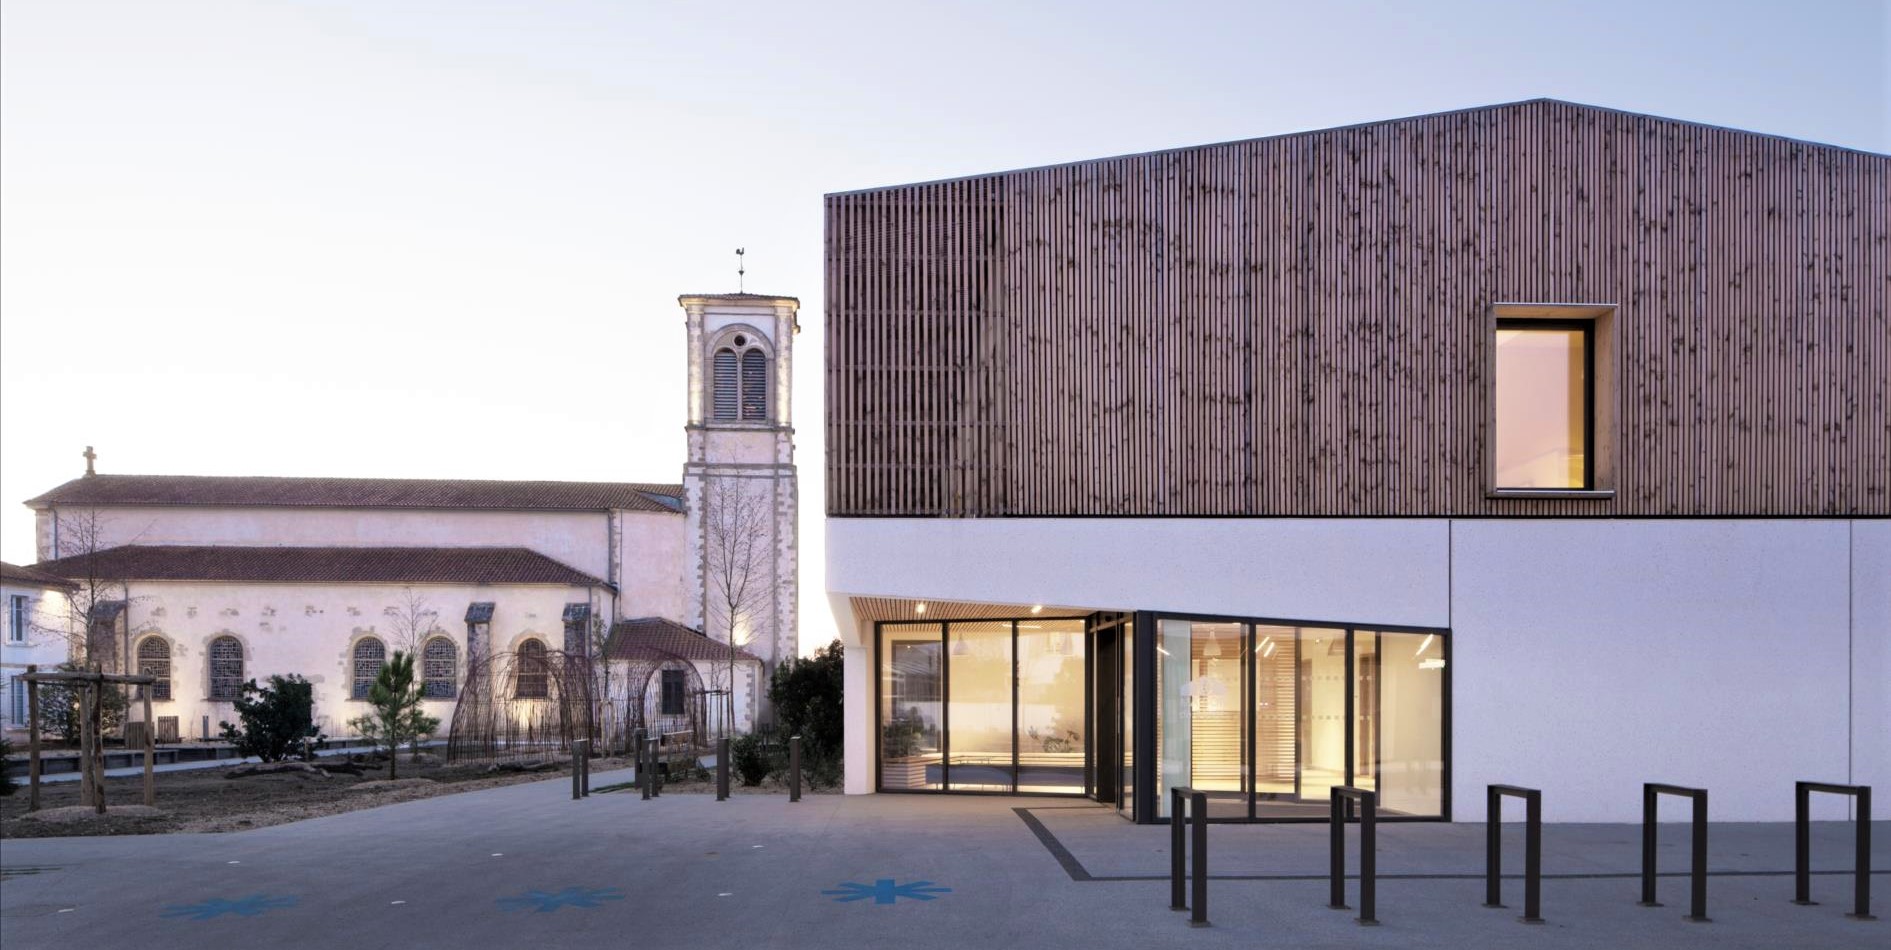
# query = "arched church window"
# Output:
<box><xmin>353</xmin><ymin>637</ymin><xmax>386</xmax><ymax>700</ymax></box>
<box><xmin>740</xmin><ymin>349</ymin><xmax>768</xmax><ymax>420</ymax></box>
<box><xmin>516</xmin><ymin>638</ymin><xmax>549</xmax><ymax>699</ymax></box>
<box><xmin>423</xmin><ymin>637</ymin><xmax>457</xmax><ymax>698</ymax></box>
<box><xmin>137</xmin><ymin>636</ymin><xmax>171</xmax><ymax>702</ymax></box>
<box><xmin>208</xmin><ymin>636</ymin><xmax>244</xmax><ymax>701</ymax></box>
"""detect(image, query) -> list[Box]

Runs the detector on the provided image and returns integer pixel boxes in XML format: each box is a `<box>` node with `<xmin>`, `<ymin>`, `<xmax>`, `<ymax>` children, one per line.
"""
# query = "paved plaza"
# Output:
<box><xmin>1</xmin><ymin>769</ymin><xmax>1883</xmax><ymax>949</ymax></box>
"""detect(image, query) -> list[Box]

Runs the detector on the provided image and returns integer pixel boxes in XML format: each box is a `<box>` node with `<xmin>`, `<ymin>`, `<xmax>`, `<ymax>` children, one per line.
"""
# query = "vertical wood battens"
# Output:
<box><xmin>824</xmin><ymin>101</ymin><xmax>1890</xmax><ymax>518</ymax></box>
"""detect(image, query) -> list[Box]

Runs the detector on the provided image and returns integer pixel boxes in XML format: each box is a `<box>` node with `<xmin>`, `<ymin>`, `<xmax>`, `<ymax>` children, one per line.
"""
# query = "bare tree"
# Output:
<box><xmin>701</xmin><ymin>478</ymin><xmax>771</xmax><ymax>740</ymax></box>
<box><xmin>381</xmin><ymin>587</ymin><xmax>441</xmax><ymax>655</ymax></box>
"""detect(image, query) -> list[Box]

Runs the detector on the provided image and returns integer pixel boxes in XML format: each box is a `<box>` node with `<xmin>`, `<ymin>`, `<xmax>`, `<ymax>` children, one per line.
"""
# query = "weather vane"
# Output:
<box><xmin>736</xmin><ymin>247</ymin><xmax>746</xmax><ymax>293</ymax></box>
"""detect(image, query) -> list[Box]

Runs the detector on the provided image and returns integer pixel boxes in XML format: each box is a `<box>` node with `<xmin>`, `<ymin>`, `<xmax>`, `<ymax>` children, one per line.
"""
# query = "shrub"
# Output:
<box><xmin>770</xmin><ymin>639</ymin><xmax>844</xmax><ymax>787</ymax></box>
<box><xmin>0</xmin><ymin>736</ymin><xmax>16</xmax><ymax>797</ymax></box>
<box><xmin>219</xmin><ymin>674</ymin><xmax>323</xmax><ymax>762</ymax></box>
<box><xmin>731</xmin><ymin>733</ymin><xmax>770</xmax><ymax>786</ymax></box>
<box><xmin>35</xmin><ymin>663</ymin><xmax>127</xmax><ymax>746</ymax></box>
<box><xmin>346</xmin><ymin>651</ymin><xmax>440</xmax><ymax>780</ymax></box>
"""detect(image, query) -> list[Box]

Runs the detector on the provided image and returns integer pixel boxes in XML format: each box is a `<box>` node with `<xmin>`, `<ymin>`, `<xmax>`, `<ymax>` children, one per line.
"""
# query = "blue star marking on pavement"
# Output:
<box><xmin>161</xmin><ymin>894</ymin><xmax>299</xmax><ymax>921</ymax></box>
<box><xmin>496</xmin><ymin>887</ymin><xmax>627</xmax><ymax>913</ymax></box>
<box><xmin>822</xmin><ymin>879</ymin><xmax>952</xmax><ymax>905</ymax></box>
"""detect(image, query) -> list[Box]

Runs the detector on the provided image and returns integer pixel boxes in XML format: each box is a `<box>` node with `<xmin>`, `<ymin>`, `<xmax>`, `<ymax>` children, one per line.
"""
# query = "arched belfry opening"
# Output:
<box><xmin>710</xmin><ymin>329</ymin><xmax>774</xmax><ymax>423</ymax></box>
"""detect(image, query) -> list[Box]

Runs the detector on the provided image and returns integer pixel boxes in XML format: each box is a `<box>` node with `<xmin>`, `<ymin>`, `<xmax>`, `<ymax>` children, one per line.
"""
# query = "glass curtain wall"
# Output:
<box><xmin>1153</xmin><ymin>618</ymin><xmax>1446</xmax><ymax>820</ymax></box>
<box><xmin>1018</xmin><ymin>620</ymin><xmax>1086</xmax><ymax>793</ymax></box>
<box><xmin>877</xmin><ymin>618</ymin><xmax>1087</xmax><ymax>794</ymax></box>
<box><xmin>880</xmin><ymin>624</ymin><xmax>943</xmax><ymax>790</ymax></box>
<box><xmin>946</xmin><ymin>622</ymin><xmax>1013</xmax><ymax>791</ymax></box>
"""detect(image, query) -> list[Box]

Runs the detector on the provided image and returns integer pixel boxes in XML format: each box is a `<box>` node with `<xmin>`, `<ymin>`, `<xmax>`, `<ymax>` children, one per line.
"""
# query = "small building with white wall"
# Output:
<box><xmin>1</xmin><ymin>561</ymin><xmax>79</xmax><ymax>736</ymax></box>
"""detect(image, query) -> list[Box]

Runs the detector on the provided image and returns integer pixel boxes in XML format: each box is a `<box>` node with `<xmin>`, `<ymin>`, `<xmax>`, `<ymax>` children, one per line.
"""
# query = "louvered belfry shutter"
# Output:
<box><xmin>712</xmin><ymin>348</ymin><xmax>738</xmax><ymax>420</ymax></box>
<box><xmin>740</xmin><ymin>348</ymin><xmax>768</xmax><ymax>421</ymax></box>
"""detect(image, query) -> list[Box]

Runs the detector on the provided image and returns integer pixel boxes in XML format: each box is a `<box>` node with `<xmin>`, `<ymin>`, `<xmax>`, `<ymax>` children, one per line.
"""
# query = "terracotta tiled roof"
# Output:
<box><xmin>603</xmin><ymin>617</ymin><xmax>761</xmax><ymax>663</ymax></box>
<box><xmin>30</xmin><ymin>545</ymin><xmax>604</xmax><ymax>587</ymax></box>
<box><xmin>0</xmin><ymin>561</ymin><xmax>79</xmax><ymax>590</ymax></box>
<box><xmin>25</xmin><ymin>475</ymin><xmax>686</xmax><ymax>514</ymax></box>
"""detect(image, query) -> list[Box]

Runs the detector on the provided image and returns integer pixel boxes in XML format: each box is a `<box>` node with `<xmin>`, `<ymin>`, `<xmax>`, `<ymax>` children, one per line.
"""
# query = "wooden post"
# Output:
<box><xmin>142</xmin><ymin>687</ymin><xmax>155</xmax><ymax>806</ymax></box>
<box><xmin>78</xmin><ymin>682</ymin><xmax>94</xmax><ymax>808</ymax></box>
<box><xmin>91</xmin><ymin>684</ymin><xmax>107</xmax><ymax>814</ymax></box>
<box><xmin>25</xmin><ymin>665</ymin><xmax>41</xmax><ymax>812</ymax></box>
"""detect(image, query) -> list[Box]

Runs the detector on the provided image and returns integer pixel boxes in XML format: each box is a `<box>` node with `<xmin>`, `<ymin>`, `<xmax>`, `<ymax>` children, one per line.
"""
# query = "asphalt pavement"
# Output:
<box><xmin>1</xmin><ymin>769</ymin><xmax>1883</xmax><ymax>949</ymax></box>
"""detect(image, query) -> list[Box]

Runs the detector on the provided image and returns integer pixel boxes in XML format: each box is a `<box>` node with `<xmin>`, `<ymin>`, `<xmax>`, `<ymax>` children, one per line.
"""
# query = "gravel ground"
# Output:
<box><xmin>0</xmin><ymin>754</ymin><xmax>632</xmax><ymax>838</ymax></box>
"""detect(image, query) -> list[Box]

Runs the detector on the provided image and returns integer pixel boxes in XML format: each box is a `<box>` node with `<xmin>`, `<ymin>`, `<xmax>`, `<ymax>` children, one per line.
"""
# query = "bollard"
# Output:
<box><xmin>1164</xmin><ymin>787</ymin><xmax>1209</xmax><ymax>927</ymax></box>
<box><xmin>571</xmin><ymin>739</ymin><xmax>585</xmax><ymax>801</ymax></box>
<box><xmin>642</xmin><ymin>737</ymin><xmax>655</xmax><ymax>800</ymax></box>
<box><xmin>1640</xmin><ymin>783</ymin><xmax>1710</xmax><ymax>922</ymax></box>
<box><xmin>1189</xmin><ymin>790</ymin><xmax>1208</xmax><ymax>927</ymax></box>
<box><xmin>1170</xmin><ymin>787</ymin><xmax>1187</xmax><ymax>912</ymax></box>
<box><xmin>652</xmin><ymin>737</ymin><xmax>663</xmax><ymax>797</ymax></box>
<box><xmin>1330</xmin><ymin>786</ymin><xmax>1379</xmax><ymax>925</ymax></box>
<box><xmin>789</xmin><ymin>736</ymin><xmax>803</xmax><ymax>803</ymax></box>
<box><xmin>1793</xmin><ymin>781</ymin><xmax>1874</xmax><ymax>920</ymax></box>
<box><xmin>717</xmin><ymin>736</ymin><xmax>731</xmax><ymax>801</ymax></box>
<box><xmin>1485</xmin><ymin>784</ymin><xmax>1545</xmax><ymax>923</ymax></box>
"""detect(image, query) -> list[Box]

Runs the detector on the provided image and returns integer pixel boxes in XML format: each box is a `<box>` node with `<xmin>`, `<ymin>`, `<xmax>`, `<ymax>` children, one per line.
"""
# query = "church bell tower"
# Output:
<box><xmin>680</xmin><ymin>292</ymin><xmax>800</xmax><ymax>720</ymax></box>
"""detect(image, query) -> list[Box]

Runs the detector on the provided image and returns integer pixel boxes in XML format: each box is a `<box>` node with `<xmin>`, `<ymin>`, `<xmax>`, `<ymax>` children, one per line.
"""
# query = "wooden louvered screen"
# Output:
<box><xmin>824</xmin><ymin>99</ymin><xmax>1890</xmax><ymax>518</ymax></box>
<box><xmin>712</xmin><ymin>348</ymin><xmax>738</xmax><ymax>421</ymax></box>
<box><xmin>741</xmin><ymin>349</ymin><xmax>768</xmax><ymax>421</ymax></box>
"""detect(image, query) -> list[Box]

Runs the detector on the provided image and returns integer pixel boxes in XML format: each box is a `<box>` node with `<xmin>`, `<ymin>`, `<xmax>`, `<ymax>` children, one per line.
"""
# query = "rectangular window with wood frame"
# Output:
<box><xmin>660</xmin><ymin>668</ymin><xmax>687</xmax><ymax>716</ymax></box>
<box><xmin>1494</xmin><ymin>320</ymin><xmax>1593</xmax><ymax>490</ymax></box>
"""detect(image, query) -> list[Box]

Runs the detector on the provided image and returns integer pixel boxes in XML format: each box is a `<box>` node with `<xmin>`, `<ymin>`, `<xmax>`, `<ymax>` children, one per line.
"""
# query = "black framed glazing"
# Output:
<box><xmin>1134</xmin><ymin>610</ymin><xmax>1452</xmax><ymax>825</ymax></box>
<box><xmin>873</xmin><ymin>615</ymin><xmax>1092</xmax><ymax>797</ymax></box>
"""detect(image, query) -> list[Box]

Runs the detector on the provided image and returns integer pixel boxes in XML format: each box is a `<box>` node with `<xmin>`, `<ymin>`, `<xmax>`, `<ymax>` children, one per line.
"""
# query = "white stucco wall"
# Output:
<box><xmin>1450</xmin><ymin>519</ymin><xmax>1855</xmax><ymax>822</ymax></box>
<box><xmin>618</xmin><ymin>510</ymin><xmax>688</xmax><ymax>621</ymax></box>
<box><xmin>117</xmin><ymin>579</ymin><xmax>605</xmax><ymax>742</ymax></box>
<box><xmin>39</xmin><ymin>505</ymin><xmax>617</xmax><ymax>581</ymax></box>
<box><xmin>1851</xmin><ymin>519</ymin><xmax>1889</xmax><ymax>802</ymax></box>
<box><xmin>827</xmin><ymin>517</ymin><xmax>1873</xmax><ymax>819</ymax></box>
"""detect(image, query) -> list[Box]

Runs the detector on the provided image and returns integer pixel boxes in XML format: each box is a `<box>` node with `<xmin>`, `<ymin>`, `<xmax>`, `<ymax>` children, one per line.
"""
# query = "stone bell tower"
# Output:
<box><xmin>680</xmin><ymin>292</ymin><xmax>800</xmax><ymax>720</ymax></box>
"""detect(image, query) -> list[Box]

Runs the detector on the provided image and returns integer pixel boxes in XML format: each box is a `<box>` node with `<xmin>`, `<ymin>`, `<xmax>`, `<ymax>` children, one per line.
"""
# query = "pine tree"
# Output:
<box><xmin>346</xmin><ymin>650</ymin><xmax>440</xmax><ymax>779</ymax></box>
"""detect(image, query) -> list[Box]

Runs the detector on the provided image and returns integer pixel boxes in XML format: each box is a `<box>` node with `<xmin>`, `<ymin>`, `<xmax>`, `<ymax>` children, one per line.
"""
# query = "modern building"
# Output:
<box><xmin>822</xmin><ymin>99</ymin><xmax>1888</xmax><ymax>823</ymax></box>
<box><xmin>17</xmin><ymin>292</ymin><xmax>800</xmax><ymax>746</ymax></box>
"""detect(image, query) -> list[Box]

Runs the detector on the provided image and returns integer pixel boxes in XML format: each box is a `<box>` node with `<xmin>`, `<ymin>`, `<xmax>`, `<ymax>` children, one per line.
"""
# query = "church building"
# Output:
<box><xmin>14</xmin><ymin>293</ymin><xmax>800</xmax><ymax>750</ymax></box>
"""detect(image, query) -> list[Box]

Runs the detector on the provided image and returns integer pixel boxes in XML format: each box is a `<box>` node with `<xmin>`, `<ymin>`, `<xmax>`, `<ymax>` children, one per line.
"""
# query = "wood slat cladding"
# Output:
<box><xmin>848</xmin><ymin>597</ymin><xmax>1095</xmax><ymax>624</ymax></box>
<box><xmin>825</xmin><ymin>100</ymin><xmax>1890</xmax><ymax>518</ymax></box>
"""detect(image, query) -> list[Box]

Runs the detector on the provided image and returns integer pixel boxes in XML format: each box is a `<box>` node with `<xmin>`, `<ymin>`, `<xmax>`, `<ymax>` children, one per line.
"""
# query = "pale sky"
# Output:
<box><xmin>3</xmin><ymin>0</ymin><xmax>1886</xmax><ymax>648</ymax></box>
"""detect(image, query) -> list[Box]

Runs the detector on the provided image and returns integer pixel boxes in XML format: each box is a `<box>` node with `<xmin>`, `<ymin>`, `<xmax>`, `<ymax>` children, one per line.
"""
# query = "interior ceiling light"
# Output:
<box><xmin>1030</xmin><ymin>604</ymin><xmax>1043</xmax><ymax>614</ymax></box>
<box><xmin>914</xmin><ymin>603</ymin><xmax>926</xmax><ymax>614</ymax></box>
<box><xmin>1416</xmin><ymin>633</ymin><xmax>1435</xmax><ymax>657</ymax></box>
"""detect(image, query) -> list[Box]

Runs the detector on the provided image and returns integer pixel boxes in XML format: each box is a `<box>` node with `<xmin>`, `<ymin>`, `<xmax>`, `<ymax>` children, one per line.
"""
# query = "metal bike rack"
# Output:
<box><xmin>1168</xmin><ymin>787</ymin><xmax>1209</xmax><ymax>927</ymax></box>
<box><xmin>1329</xmin><ymin>786</ymin><xmax>1379</xmax><ymax>926</ymax></box>
<box><xmin>1640</xmin><ymin>783</ymin><xmax>1709</xmax><ymax>922</ymax></box>
<box><xmin>1793</xmin><ymin>781</ymin><xmax>1875</xmax><ymax>920</ymax></box>
<box><xmin>1484</xmin><ymin>784</ymin><xmax>1544</xmax><ymax>923</ymax></box>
